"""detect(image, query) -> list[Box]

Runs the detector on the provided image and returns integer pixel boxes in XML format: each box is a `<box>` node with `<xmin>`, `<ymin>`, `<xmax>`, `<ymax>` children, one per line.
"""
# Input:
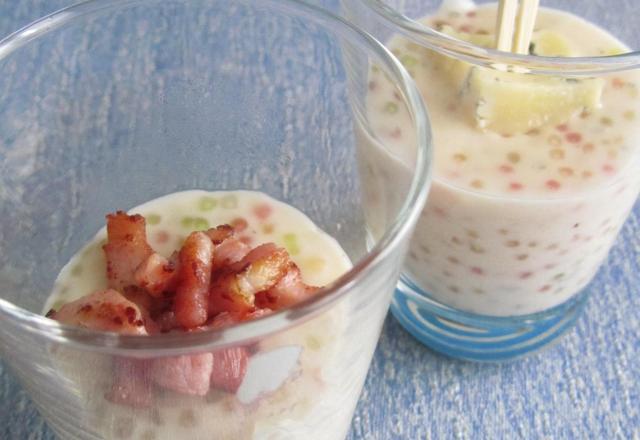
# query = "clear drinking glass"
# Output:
<box><xmin>0</xmin><ymin>1</ymin><xmax>431</xmax><ymax>439</ymax></box>
<box><xmin>343</xmin><ymin>0</ymin><xmax>640</xmax><ymax>361</ymax></box>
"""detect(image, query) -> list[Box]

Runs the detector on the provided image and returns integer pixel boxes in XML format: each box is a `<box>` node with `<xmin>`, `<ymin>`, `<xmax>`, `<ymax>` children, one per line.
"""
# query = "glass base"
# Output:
<box><xmin>391</xmin><ymin>276</ymin><xmax>589</xmax><ymax>362</ymax></box>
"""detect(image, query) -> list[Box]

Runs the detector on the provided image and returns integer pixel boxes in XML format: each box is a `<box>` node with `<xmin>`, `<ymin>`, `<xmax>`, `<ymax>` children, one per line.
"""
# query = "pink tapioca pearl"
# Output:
<box><xmin>458</xmin><ymin>24</ymin><xmax>473</xmax><ymax>33</ymax></box>
<box><xmin>253</xmin><ymin>203</ymin><xmax>272</xmax><ymax>221</ymax></box>
<box><xmin>612</xmin><ymin>77</ymin><xmax>625</xmax><ymax>89</ymax></box>
<box><xmin>390</xmin><ymin>127</ymin><xmax>402</xmax><ymax>139</ymax></box>
<box><xmin>239</xmin><ymin>235</ymin><xmax>253</xmax><ymax>245</ymax></box>
<box><xmin>447</xmin><ymin>256</ymin><xmax>460</xmax><ymax>265</ymax></box>
<box><xmin>538</xmin><ymin>285</ymin><xmax>552</xmax><ymax>293</ymax></box>
<box><xmin>556</xmin><ymin>124</ymin><xmax>569</xmax><ymax>132</ymax></box>
<box><xmin>433</xmin><ymin>206</ymin><xmax>448</xmax><ymax>218</ymax></box>
<box><xmin>544</xmin><ymin>263</ymin><xmax>557</xmax><ymax>270</ymax></box>
<box><xmin>466</xmin><ymin>10</ymin><xmax>476</xmax><ymax>17</ymax></box>
<box><xmin>393</xmin><ymin>91</ymin><xmax>402</xmax><ymax>101</ymax></box>
<box><xmin>155</xmin><ymin>230</ymin><xmax>170</xmax><ymax>244</ymax></box>
<box><xmin>602</xmin><ymin>164</ymin><xmax>616</xmax><ymax>175</ymax></box>
<box><xmin>368</xmin><ymin>81</ymin><xmax>377</xmax><ymax>91</ymax></box>
<box><xmin>509</xmin><ymin>182</ymin><xmax>524</xmax><ymax>191</ymax></box>
<box><xmin>519</xmin><ymin>271</ymin><xmax>533</xmax><ymax>279</ymax></box>
<box><xmin>545</xmin><ymin>179</ymin><xmax>561</xmax><ymax>190</ymax></box>
<box><xmin>231</xmin><ymin>217</ymin><xmax>248</xmax><ymax>232</ymax></box>
<box><xmin>565</xmin><ymin>132</ymin><xmax>582</xmax><ymax>143</ymax></box>
<box><xmin>470</xmin><ymin>267</ymin><xmax>484</xmax><ymax>275</ymax></box>
<box><xmin>499</xmin><ymin>164</ymin><xmax>514</xmax><ymax>174</ymax></box>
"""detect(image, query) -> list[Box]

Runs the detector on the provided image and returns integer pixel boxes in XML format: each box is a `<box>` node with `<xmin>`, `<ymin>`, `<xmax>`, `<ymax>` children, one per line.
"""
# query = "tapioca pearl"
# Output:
<box><xmin>602</xmin><ymin>164</ymin><xmax>616</xmax><ymax>175</ymax></box>
<box><xmin>498</xmin><ymin>228</ymin><xmax>509</xmax><ymax>236</ymax></box>
<box><xmin>509</xmin><ymin>182</ymin><xmax>524</xmax><ymax>191</ymax></box>
<box><xmin>559</xmin><ymin>167</ymin><xmax>574</xmax><ymax>177</ymax></box>
<box><xmin>470</xmin><ymin>179</ymin><xmax>485</xmax><ymax>189</ymax></box>
<box><xmin>623</xmin><ymin>110</ymin><xmax>636</xmax><ymax>120</ymax></box>
<box><xmin>383</xmin><ymin>102</ymin><xmax>399</xmax><ymax>114</ymax></box>
<box><xmin>556</xmin><ymin>124</ymin><xmax>569</xmax><ymax>132</ymax></box>
<box><xmin>179</xmin><ymin>409</ymin><xmax>198</xmax><ymax>428</ymax></box>
<box><xmin>527</xmin><ymin>241</ymin><xmax>538</xmax><ymax>248</ymax></box>
<box><xmin>71</xmin><ymin>265</ymin><xmax>83</xmax><ymax>276</ymax></box>
<box><xmin>607</xmin><ymin>149</ymin><xmax>619</xmax><ymax>159</ymax></box>
<box><xmin>400</xmin><ymin>54</ymin><xmax>418</xmax><ymax>69</ymax></box>
<box><xmin>390</xmin><ymin>127</ymin><xmax>402</xmax><ymax>139</ymax></box>
<box><xmin>499</xmin><ymin>164</ymin><xmax>514</xmax><ymax>174</ymax></box>
<box><xmin>538</xmin><ymin>284</ymin><xmax>552</xmax><ymax>293</ymax></box>
<box><xmin>368</xmin><ymin>81</ymin><xmax>378</xmax><ymax>91</ymax></box>
<box><xmin>519</xmin><ymin>271</ymin><xmax>533</xmax><ymax>279</ymax></box>
<box><xmin>548</xmin><ymin>134</ymin><xmax>562</xmax><ymax>147</ymax></box>
<box><xmin>545</xmin><ymin>179</ymin><xmax>561</xmax><ymax>191</ymax></box>
<box><xmin>198</xmin><ymin>196</ymin><xmax>218</xmax><ymax>212</ymax></box>
<box><xmin>544</xmin><ymin>263</ymin><xmax>557</xmax><ymax>270</ymax></box>
<box><xmin>515</xmin><ymin>254</ymin><xmax>529</xmax><ymax>261</ymax></box>
<box><xmin>469</xmin><ymin>243</ymin><xmax>485</xmax><ymax>254</ymax></box>
<box><xmin>442</xmin><ymin>269</ymin><xmax>453</xmax><ymax>278</ymax></box>
<box><xmin>552</xmin><ymin>273</ymin><xmax>565</xmax><ymax>281</ymax></box>
<box><xmin>231</xmin><ymin>217</ymin><xmax>248</xmax><ymax>232</ymax></box>
<box><xmin>433</xmin><ymin>206</ymin><xmax>448</xmax><ymax>218</ymax></box>
<box><xmin>451</xmin><ymin>236</ymin><xmax>462</xmax><ymax>245</ymax></box>
<box><xmin>262</xmin><ymin>223</ymin><xmax>274</xmax><ymax>234</ymax></box>
<box><xmin>506</xmin><ymin>152</ymin><xmax>521</xmax><ymax>164</ymax></box>
<box><xmin>582</xmin><ymin>170</ymin><xmax>593</xmax><ymax>179</ymax></box>
<box><xmin>448</xmin><ymin>285</ymin><xmax>461</xmax><ymax>294</ymax></box>
<box><xmin>182</xmin><ymin>217</ymin><xmax>210</xmax><ymax>231</ymax></box>
<box><xmin>470</xmin><ymin>267</ymin><xmax>484</xmax><ymax>275</ymax></box>
<box><xmin>565</xmin><ymin>132</ymin><xmax>582</xmax><ymax>143</ymax></box>
<box><xmin>146</xmin><ymin>213</ymin><xmax>161</xmax><ymax>225</ymax></box>
<box><xmin>472</xmin><ymin>287</ymin><xmax>485</xmax><ymax>295</ymax></box>
<box><xmin>505</xmin><ymin>240</ymin><xmax>519</xmax><ymax>248</ymax></box>
<box><xmin>283</xmin><ymin>233</ymin><xmax>300</xmax><ymax>255</ymax></box>
<box><xmin>221</xmin><ymin>195</ymin><xmax>238</xmax><ymax>209</ymax></box>
<box><xmin>612</xmin><ymin>77</ymin><xmax>625</xmax><ymax>89</ymax></box>
<box><xmin>600</xmin><ymin>116</ymin><xmax>615</xmax><ymax>127</ymax></box>
<box><xmin>466</xmin><ymin>229</ymin><xmax>479</xmax><ymax>239</ymax></box>
<box><xmin>452</xmin><ymin>153</ymin><xmax>467</xmax><ymax>163</ymax></box>
<box><xmin>549</xmin><ymin>149</ymin><xmax>565</xmax><ymax>160</ymax></box>
<box><xmin>154</xmin><ymin>230</ymin><xmax>170</xmax><ymax>244</ymax></box>
<box><xmin>447</xmin><ymin>256</ymin><xmax>460</xmax><ymax>265</ymax></box>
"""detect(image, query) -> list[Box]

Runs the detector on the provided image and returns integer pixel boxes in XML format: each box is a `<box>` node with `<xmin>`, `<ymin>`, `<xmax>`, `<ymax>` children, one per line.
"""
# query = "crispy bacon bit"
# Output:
<box><xmin>211</xmin><ymin>237</ymin><xmax>251</xmax><ymax>272</ymax></box>
<box><xmin>53</xmin><ymin>289</ymin><xmax>149</xmax><ymax>335</ymax></box>
<box><xmin>174</xmin><ymin>232</ymin><xmax>214</xmax><ymax>328</ymax></box>
<box><xmin>209</xmin><ymin>244</ymin><xmax>289</xmax><ymax>315</ymax></box>
<box><xmin>103</xmin><ymin>212</ymin><xmax>153</xmax><ymax>290</ymax></box>
<box><xmin>106</xmin><ymin>358</ymin><xmax>153</xmax><ymax>408</ymax></box>
<box><xmin>204</xmin><ymin>224</ymin><xmax>235</xmax><ymax>245</ymax></box>
<box><xmin>255</xmin><ymin>263</ymin><xmax>319</xmax><ymax>310</ymax></box>
<box><xmin>134</xmin><ymin>252</ymin><xmax>178</xmax><ymax>297</ymax></box>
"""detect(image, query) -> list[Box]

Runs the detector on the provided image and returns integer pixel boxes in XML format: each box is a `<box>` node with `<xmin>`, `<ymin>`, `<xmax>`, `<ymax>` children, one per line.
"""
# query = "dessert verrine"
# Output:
<box><xmin>44</xmin><ymin>190</ymin><xmax>360</xmax><ymax>439</ymax></box>
<box><xmin>366</xmin><ymin>3</ymin><xmax>640</xmax><ymax>316</ymax></box>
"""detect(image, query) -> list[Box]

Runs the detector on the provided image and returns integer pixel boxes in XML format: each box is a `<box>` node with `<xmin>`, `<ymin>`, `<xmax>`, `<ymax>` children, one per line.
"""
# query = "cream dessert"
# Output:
<box><xmin>365</xmin><ymin>3</ymin><xmax>640</xmax><ymax>316</ymax></box>
<box><xmin>45</xmin><ymin>190</ymin><xmax>362</xmax><ymax>440</ymax></box>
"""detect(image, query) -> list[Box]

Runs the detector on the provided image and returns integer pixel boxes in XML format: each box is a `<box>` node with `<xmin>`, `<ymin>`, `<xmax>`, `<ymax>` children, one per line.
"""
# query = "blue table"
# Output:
<box><xmin>1</xmin><ymin>1</ymin><xmax>639</xmax><ymax>438</ymax></box>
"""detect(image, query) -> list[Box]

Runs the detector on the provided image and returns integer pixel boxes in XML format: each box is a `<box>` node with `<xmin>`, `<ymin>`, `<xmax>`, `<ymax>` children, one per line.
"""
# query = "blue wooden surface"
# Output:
<box><xmin>0</xmin><ymin>1</ymin><xmax>639</xmax><ymax>439</ymax></box>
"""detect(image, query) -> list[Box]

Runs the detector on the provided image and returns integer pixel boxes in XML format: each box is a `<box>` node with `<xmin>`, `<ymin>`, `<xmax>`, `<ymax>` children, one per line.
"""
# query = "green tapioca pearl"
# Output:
<box><xmin>400</xmin><ymin>54</ymin><xmax>418</xmax><ymax>68</ymax></box>
<box><xmin>198</xmin><ymin>197</ymin><xmax>218</xmax><ymax>212</ymax></box>
<box><xmin>221</xmin><ymin>195</ymin><xmax>238</xmax><ymax>209</ymax></box>
<box><xmin>146</xmin><ymin>214</ymin><xmax>161</xmax><ymax>225</ymax></box>
<box><xmin>384</xmin><ymin>102</ymin><xmax>399</xmax><ymax>114</ymax></box>
<box><xmin>193</xmin><ymin>217</ymin><xmax>210</xmax><ymax>231</ymax></box>
<box><xmin>181</xmin><ymin>217</ymin><xmax>194</xmax><ymax>228</ymax></box>
<box><xmin>283</xmin><ymin>233</ymin><xmax>300</xmax><ymax>255</ymax></box>
<box><xmin>306</xmin><ymin>335</ymin><xmax>322</xmax><ymax>351</ymax></box>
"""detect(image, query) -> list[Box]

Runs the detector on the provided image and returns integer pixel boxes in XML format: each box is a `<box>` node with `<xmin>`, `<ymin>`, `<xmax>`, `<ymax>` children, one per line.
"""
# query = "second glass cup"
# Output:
<box><xmin>0</xmin><ymin>1</ymin><xmax>430</xmax><ymax>439</ymax></box>
<box><xmin>344</xmin><ymin>0</ymin><xmax>640</xmax><ymax>361</ymax></box>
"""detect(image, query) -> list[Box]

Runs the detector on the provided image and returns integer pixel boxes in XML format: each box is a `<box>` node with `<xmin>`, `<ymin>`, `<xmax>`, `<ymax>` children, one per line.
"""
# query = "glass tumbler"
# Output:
<box><xmin>0</xmin><ymin>1</ymin><xmax>431</xmax><ymax>439</ymax></box>
<box><xmin>343</xmin><ymin>0</ymin><xmax>640</xmax><ymax>361</ymax></box>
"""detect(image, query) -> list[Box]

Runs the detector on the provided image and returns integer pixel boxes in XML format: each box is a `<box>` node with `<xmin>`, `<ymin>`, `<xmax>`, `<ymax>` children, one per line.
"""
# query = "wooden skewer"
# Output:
<box><xmin>495</xmin><ymin>0</ymin><xmax>540</xmax><ymax>54</ymax></box>
<box><xmin>512</xmin><ymin>0</ymin><xmax>540</xmax><ymax>54</ymax></box>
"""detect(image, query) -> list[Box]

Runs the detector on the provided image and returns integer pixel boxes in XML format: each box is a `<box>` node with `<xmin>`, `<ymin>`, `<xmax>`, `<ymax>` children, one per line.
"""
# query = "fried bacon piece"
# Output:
<box><xmin>174</xmin><ymin>231</ymin><xmax>214</xmax><ymax>328</ymax></box>
<box><xmin>103</xmin><ymin>212</ymin><xmax>153</xmax><ymax>291</ymax></box>
<box><xmin>51</xmin><ymin>289</ymin><xmax>149</xmax><ymax>335</ymax></box>
<box><xmin>208</xmin><ymin>244</ymin><xmax>290</xmax><ymax>315</ymax></box>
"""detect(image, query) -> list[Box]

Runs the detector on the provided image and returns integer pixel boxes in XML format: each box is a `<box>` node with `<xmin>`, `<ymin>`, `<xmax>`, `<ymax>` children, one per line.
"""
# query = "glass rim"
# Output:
<box><xmin>0</xmin><ymin>0</ymin><xmax>432</xmax><ymax>355</ymax></box>
<box><xmin>357</xmin><ymin>0</ymin><xmax>640</xmax><ymax>75</ymax></box>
